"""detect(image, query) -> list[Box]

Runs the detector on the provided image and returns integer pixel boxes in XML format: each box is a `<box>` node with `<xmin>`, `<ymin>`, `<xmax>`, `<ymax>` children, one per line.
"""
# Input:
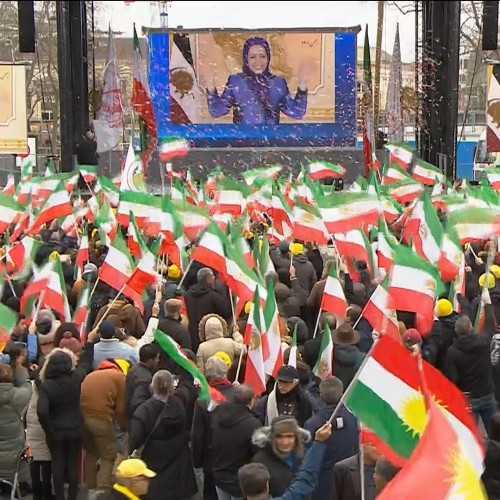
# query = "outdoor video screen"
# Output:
<box><xmin>148</xmin><ymin>29</ymin><xmax>358</xmax><ymax>147</ymax></box>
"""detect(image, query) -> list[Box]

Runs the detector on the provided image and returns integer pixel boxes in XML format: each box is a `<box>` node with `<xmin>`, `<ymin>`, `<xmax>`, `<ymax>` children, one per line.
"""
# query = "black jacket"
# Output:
<box><xmin>157</xmin><ymin>316</ymin><xmax>191</xmax><ymax>351</ymax></box>
<box><xmin>333</xmin><ymin>345</ymin><xmax>365</xmax><ymax>390</ymax></box>
<box><xmin>292</xmin><ymin>254</ymin><xmax>317</xmax><ymax>293</ymax></box>
<box><xmin>124</xmin><ymin>363</ymin><xmax>155</xmax><ymax>423</ymax></box>
<box><xmin>211</xmin><ymin>402</ymin><xmax>262</xmax><ymax>496</ymax></box>
<box><xmin>492</xmin><ymin>332</ymin><xmax>500</xmax><ymax>406</ymax></box>
<box><xmin>333</xmin><ymin>454</ymin><xmax>363</xmax><ymax>500</ymax></box>
<box><xmin>184</xmin><ymin>283</ymin><xmax>231</xmax><ymax>351</ymax></box>
<box><xmin>445</xmin><ymin>310</ymin><xmax>495</xmax><ymax>400</ymax></box>
<box><xmin>128</xmin><ymin>370</ymin><xmax>198</xmax><ymax>500</ymax></box>
<box><xmin>37</xmin><ymin>343</ymin><xmax>93</xmax><ymax>442</ymax></box>
<box><xmin>482</xmin><ymin>439</ymin><xmax>500</xmax><ymax>500</ymax></box>
<box><xmin>435</xmin><ymin>313</ymin><xmax>459</xmax><ymax>370</ymax></box>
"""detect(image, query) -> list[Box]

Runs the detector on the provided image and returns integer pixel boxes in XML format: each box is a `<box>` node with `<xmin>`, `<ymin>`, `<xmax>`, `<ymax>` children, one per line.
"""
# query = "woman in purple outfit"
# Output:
<box><xmin>206</xmin><ymin>37</ymin><xmax>309</xmax><ymax>125</ymax></box>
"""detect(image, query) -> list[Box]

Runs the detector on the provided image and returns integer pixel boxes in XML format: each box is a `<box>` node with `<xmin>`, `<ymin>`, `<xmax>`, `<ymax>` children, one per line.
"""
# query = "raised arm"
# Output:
<box><xmin>207</xmin><ymin>76</ymin><xmax>235</xmax><ymax>118</ymax></box>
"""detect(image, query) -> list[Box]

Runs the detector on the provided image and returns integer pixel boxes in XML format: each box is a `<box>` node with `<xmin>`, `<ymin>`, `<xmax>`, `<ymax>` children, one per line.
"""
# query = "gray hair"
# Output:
<box><xmin>233</xmin><ymin>384</ymin><xmax>255</xmax><ymax>406</ymax></box>
<box><xmin>319</xmin><ymin>376</ymin><xmax>343</xmax><ymax>404</ymax></box>
<box><xmin>238</xmin><ymin>463</ymin><xmax>270</xmax><ymax>497</ymax></box>
<box><xmin>205</xmin><ymin>356</ymin><xmax>228</xmax><ymax>381</ymax></box>
<box><xmin>151</xmin><ymin>370</ymin><xmax>175</xmax><ymax>397</ymax></box>
<box><xmin>197</xmin><ymin>267</ymin><xmax>214</xmax><ymax>284</ymax></box>
<box><xmin>455</xmin><ymin>315</ymin><xmax>473</xmax><ymax>336</ymax></box>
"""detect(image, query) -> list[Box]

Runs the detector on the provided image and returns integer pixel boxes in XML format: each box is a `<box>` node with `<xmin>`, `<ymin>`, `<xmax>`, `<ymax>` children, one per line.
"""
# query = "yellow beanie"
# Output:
<box><xmin>213</xmin><ymin>351</ymin><xmax>232</xmax><ymax>369</ymax></box>
<box><xmin>435</xmin><ymin>298</ymin><xmax>453</xmax><ymax>318</ymax></box>
<box><xmin>490</xmin><ymin>264</ymin><xmax>500</xmax><ymax>280</ymax></box>
<box><xmin>168</xmin><ymin>264</ymin><xmax>181</xmax><ymax>280</ymax></box>
<box><xmin>290</xmin><ymin>242</ymin><xmax>304</xmax><ymax>256</ymax></box>
<box><xmin>479</xmin><ymin>272</ymin><xmax>495</xmax><ymax>290</ymax></box>
<box><xmin>244</xmin><ymin>301</ymin><xmax>253</xmax><ymax>315</ymax></box>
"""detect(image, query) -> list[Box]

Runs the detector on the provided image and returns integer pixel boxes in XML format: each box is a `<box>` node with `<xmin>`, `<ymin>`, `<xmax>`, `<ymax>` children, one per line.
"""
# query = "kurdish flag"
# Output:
<box><xmin>345</xmin><ymin>336</ymin><xmax>484</xmax><ymax>470</ymax></box>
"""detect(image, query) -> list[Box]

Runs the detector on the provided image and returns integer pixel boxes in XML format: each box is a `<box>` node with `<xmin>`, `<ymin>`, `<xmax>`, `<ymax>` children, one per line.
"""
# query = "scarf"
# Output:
<box><xmin>112</xmin><ymin>484</ymin><xmax>141</xmax><ymax>500</ymax></box>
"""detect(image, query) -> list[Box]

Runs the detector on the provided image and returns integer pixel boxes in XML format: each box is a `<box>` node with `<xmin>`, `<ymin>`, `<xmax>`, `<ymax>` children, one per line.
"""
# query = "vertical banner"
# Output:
<box><xmin>487</xmin><ymin>63</ymin><xmax>500</xmax><ymax>153</ymax></box>
<box><xmin>0</xmin><ymin>65</ymin><xmax>28</xmax><ymax>154</ymax></box>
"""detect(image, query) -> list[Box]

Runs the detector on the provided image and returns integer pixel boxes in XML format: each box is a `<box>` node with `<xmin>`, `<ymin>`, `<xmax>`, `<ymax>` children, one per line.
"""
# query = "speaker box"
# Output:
<box><xmin>18</xmin><ymin>1</ymin><xmax>35</xmax><ymax>53</ymax></box>
<box><xmin>482</xmin><ymin>1</ymin><xmax>499</xmax><ymax>51</ymax></box>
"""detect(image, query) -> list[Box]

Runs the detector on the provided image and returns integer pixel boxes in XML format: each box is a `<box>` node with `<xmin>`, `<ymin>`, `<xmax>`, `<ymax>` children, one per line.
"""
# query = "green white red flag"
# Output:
<box><xmin>320</xmin><ymin>266</ymin><xmax>347</xmax><ymax>318</ymax></box>
<box><xmin>263</xmin><ymin>280</ymin><xmax>283</xmax><ymax>378</ymax></box>
<box><xmin>313</xmin><ymin>322</ymin><xmax>333</xmax><ymax>380</ymax></box>
<box><xmin>306</xmin><ymin>161</ymin><xmax>346</xmax><ymax>180</ymax></box>
<box><xmin>0</xmin><ymin>301</ymin><xmax>18</xmax><ymax>353</ymax></box>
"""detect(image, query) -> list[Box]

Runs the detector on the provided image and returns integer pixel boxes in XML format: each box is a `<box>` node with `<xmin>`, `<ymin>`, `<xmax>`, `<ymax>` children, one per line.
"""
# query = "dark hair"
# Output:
<box><xmin>0</xmin><ymin>364</ymin><xmax>13</xmax><ymax>383</ymax></box>
<box><xmin>54</xmin><ymin>322</ymin><xmax>80</xmax><ymax>348</ymax></box>
<box><xmin>238</xmin><ymin>463</ymin><xmax>270</xmax><ymax>497</ymax></box>
<box><xmin>233</xmin><ymin>384</ymin><xmax>255</xmax><ymax>406</ymax></box>
<box><xmin>491</xmin><ymin>412</ymin><xmax>500</xmax><ymax>441</ymax></box>
<box><xmin>139</xmin><ymin>343</ymin><xmax>161</xmax><ymax>363</ymax></box>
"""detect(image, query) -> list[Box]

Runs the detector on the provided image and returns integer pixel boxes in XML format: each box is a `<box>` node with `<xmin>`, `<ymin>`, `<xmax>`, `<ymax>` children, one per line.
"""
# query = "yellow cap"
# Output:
<box><xmin>290</xmin><ymin>242</ymin><xmax>304</xmax><ymax>256</ymax></box>
<box><xmin>168</xmin><ymin>264</ymin><xmax>181</xmax><ymax>280</ymax></box>
<box><xmin>213</xmin><ymin>351</ymin><xmax>232</xmax><ymax>369</ymax></box>
<box><xmin>479</xmin><ymin>272</ymin><xmax>495</xmax><ymax>290</ymax></box>
<box><xmin>244</xmin><ymin>301</ymin><xmax>253</xmax><ymax>315</ymax></box>
<box><xmin>435</xmin><ymin>298</ymin><xmax>453</xmax><ymax>318</ymax></box>
<box><xmin>116</xmin><ymin>458</ymin><xmax>156</xmax><ymax>479</ymax></box>
<box><xmin>490</xmin><ymin>264</ymin><xmax>500</xmax><ymax>280</ymax></box>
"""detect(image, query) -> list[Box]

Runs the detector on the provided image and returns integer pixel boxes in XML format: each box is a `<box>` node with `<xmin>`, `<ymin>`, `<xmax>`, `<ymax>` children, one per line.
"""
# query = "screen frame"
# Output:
<box><xmin>147</xmin><ymin>26</ymin><xmax>361</xmax><ymax>148</ymax></box>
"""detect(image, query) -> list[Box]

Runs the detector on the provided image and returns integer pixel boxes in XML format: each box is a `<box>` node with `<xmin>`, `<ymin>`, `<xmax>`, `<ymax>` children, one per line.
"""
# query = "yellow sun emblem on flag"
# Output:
<box><xmin>399</xmin><ymin>392</ymin><xmax>446</xmax><ymax>437</ymax></box>
<box><xmin>445</xmin><ymin>444</ymin><xmax>486</xmax><ymax>499</ymax></box>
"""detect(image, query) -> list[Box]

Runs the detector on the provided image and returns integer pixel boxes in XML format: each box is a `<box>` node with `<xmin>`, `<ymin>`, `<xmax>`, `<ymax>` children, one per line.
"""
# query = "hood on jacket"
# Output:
<box><xmin>293</xmin><ymin>255</ymin><xmax>309</xmax><ymax>264</ymax></box>
<box><xmin>214</xmin><ymin>402</ymin><xmax>255</xmax><ymax>429</ymax></box>
<box><xmin>189</xmin><ymin>282</ymin><xmax>215</xmax><ymax>298</ymax></box>
<box><xmin>39</xmin><ymin>347</ymin><xmax>77</xmax><ymax>381</ymax></box>
<box><xmin>252</xmin><ymin>424</ymin><xmax>311</xmax><ymax>458</ymax></box>
<box><xmin>454</xmin><ymin>334</ymin><xmax>487</xmax><ymax>353</ymax></box>
<box><xmin>439</xmin><ymin>311</ymin><xmax>459</xmax><ymax>328</ymax></box>
<box><xmin>199</xmin><ymin>313</ymin><xmax>228</xmax><ymax>342</ymax></box>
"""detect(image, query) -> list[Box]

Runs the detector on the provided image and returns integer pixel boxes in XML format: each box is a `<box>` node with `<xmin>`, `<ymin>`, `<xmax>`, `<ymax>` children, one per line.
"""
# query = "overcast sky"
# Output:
<box><xmin>97</xmin><ymin>1</ymin><xmax>416</xmax><ymax>62</ymax></box>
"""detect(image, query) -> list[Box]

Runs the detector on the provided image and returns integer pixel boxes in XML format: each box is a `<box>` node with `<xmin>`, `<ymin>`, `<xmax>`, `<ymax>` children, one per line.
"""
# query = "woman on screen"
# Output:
<box><xmin>206</xmin><ymin>36</ymin><xmax>309</xmax><ymax>125</ymax></box>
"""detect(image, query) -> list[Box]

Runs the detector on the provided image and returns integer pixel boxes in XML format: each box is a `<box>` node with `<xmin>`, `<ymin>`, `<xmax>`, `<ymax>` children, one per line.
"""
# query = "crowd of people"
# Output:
<box><xmin>0</xmin><ymin>224</ymin><xmax>499</xmax><ymax>500</ymax></box>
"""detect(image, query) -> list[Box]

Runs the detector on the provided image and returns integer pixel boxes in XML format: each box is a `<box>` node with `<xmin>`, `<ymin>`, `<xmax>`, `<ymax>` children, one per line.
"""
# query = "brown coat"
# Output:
<box><xmin>306</xmin><ymin>279</ymin><xmax>326</xmax><ymax>309</ymax></box>
<box><xmin>93</xmin><ymin>300</ymin><xmax>146</xmax><ymax>339</ymax></box>
<box><xmin>80</xmin><ymin>361</ymin><xmax>127</xmax><ymax>430</ymax></box>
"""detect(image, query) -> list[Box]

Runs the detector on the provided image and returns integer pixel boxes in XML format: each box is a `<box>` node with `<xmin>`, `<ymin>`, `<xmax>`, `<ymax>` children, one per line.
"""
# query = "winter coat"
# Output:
<box><xmin>211</xmin><ymin>402</ymin><xmax>262</xmax><ymax>496</ymax></box>
<box><xmin>356</xmin><ymin>317</ymin><xmax>375</xmax><ymax>354</ymax></box>
<box><xmin>333</xmin><ymin>345</ymin><xmax>365</xmax><ymax>389</ymax></box>
<box><xmin>184</xmin><ymin>283</ymin><xmax>232</xmax><ymax>351</ymax></box>
<box><xmin>0</xmin><ymin>367</ymin><xmax>32</xmax><ymax>480</ymax></box>
<box><xmin>304</xmin><ymin>405</ymin><xmax>359</xmax><ymax>500</ymax></box>
<box><xmin>157</xmin><ymin>316</ymin><xmax>191</xmax><ymax>350</ymax></box>
<box><xmin>37</xmin><ymin>344</ymin><xmax>93</xmax><ymax>442</ymax></box>
<box><xmin>196</xmin><ymin>314</ymin><xmax>244</xmax><ymax>371</ymax></box>
<box><xmin>26</xmin><ymin>387</ymin><xmax>51</xmax><ymax>462</ymax></box>
<box><xmin>333</xmin><ymin>454</ymin><xmax>362</xmax><ymax>500</ymax></box>
<box><xmin>435</xmin><ymin>313</ymin><xmax>459</xmax><ymax>370</ymax></box>
<box><xmin>292</xmin><ymin>254</ymin><xmax>317</xmax><ymax>293</ymax></box>
<box><xmin>93</xmin><ymin>300</ymin><xmax>146</xmax><ymax>339</ymax></box>
<box><xmin>482</xmin><ymin>439</ymin><xmax>500</xmax><ymax>500</ymax></box>
<box><xmin>191</xmin><ymin>381</ymin><xmax>235</xmax><ymax>471</ymax></box>
<box><xmin>128</xmin><ymin>370</ymin><xmax>198</xmax><ymax>500</ymax></box>
<box><xmin>125</xmin><ymin>362</ymin><xmax>155</xmax><ymax>422</ymax></box>
<box><xmin>92</xmin><ymin>338</ymin><xmax>139</xmax><ymax>369</ymax></box>
<box><xmin>306</xmin><ymin>248</ymin><xmax>324</xmax><ymax>280</ymax></box>
<box><xmin>251</xmin><ymin>425</ymin><xmax>310</xmax><ymax>497</ymax></box>
<box><xmin>445</xmin><ymin>328</ymin><xmax>495</xmax><ymax>400</ymax></box>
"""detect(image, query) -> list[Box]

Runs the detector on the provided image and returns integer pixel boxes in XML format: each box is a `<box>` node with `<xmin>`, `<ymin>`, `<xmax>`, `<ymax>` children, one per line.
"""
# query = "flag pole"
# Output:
<box><xmin>234</xmin><ymin>348</ymin><xmax>245</xmax><ymax>383</ymax></box>
<box><xmin>359</xmin><ymin>433</ymin><xmax>366</xmax><ymax>500</ymax></box>
<box><xmin>177</xmin><ymin>259</ymin><xmax>194</xmax><ymax>290</ymax></box>
<box><xmin>93</xmin><ymin>283</ymin><xmax>127</xmax><ymax>331</ymax></box>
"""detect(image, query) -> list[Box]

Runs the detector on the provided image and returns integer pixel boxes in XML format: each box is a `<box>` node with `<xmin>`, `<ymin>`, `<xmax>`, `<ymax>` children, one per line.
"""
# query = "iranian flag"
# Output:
<box><xmin>117</xmin><ymin>190</ymin><xmax>160</xmax><ymax>227</ymax></box>
<box><xmin>385</xmin><ymin>142</ymin><xmax>414</xmax><ymax>169</ymax></box>
<box><xmin>154</xmin><ymin>329</ymin><xmax>210</xmax><ymax>402</ymax></box>
<box><xmin>28</xmin><ymin>184</ymin><xmax>73</xmax><ymax>235</ymax></box>
<box><xmin>0</xmin><ymin>192</ymin><xmax>24</xmax><ymax>234</ymax></box>
<box><xmin>386</xmin><ymin>179</ymin><xmax>424</xmax><ymax>205</ymax></box>
<box><xmin>73</xmin><ymin>283</ymin><xmax>90</xmax><ymax>343</ymax></box>
<box><xmin>447</xmin><ymin>206</ymin><xmax>500</xmax><ymax>243</ymax></box>
<box><xmin>334</xmin><ymin>229</ymin><xmax>374</xmax><ymax>274</ymax></box>
<box><xmin>313</xmin><ymin>322</ymin><xmax>333</xmax><ymax>380</ymax></box>
<box><xmin>78</xmin><ymin>165</ymin><xmax>97</xmax><ymax>184</ymax></box>
<box><xmin>388</xmin><ymin>244</ymin><xmax>444</xmax><ymax>322</ymax></box>
<box><xmin>271</xmin><ymin>184</ymin><xmax>293</xmax><ymax>238</ymax></box>
<box><xmin>20</xmin><ymin>159</ymin><xmax>33</xmax><ymax>183</ymax></box>
<box><xmin>361</xmin><ymin>275</ymin><xmax>400</xmax><ymax>343</ymax></box>
<box><xmin>292</xmin><ymin>202</ymin><xmax>329</xmax><ymax>244</ymax></box>
<box><xmin>306</xmin><ymin>161</ymin><xmax>346</xmax><ymax>180</ymax></box>
<box><xmin>75</xmin><ymin>228</ymin><xmax>89</xmax><ymax>272</ymax></box>
<box><xmin>173</xmin><ymin>201</ymin><xmax>210</xmax><ymax>241</ymax></box>
<box><xmin>6</xmin><ymin>236</ymin><xmax>42</xmax><ymax>280</ymax></box>
<box><xmin>95</xmin><ymin>197</ymin><xmax>118</xmax><ymax>243</ymax></box>
<box><xmin>320</xmin><ymin>266</ymin><xmax>347</xmax><ymax>318</ymax></box>
<box><xmin>474</xmin><ymin>288</ymin><xmax>491</xmax><ymax>334</ymax></box>
<box><xmin>438</xmin><ymin>228</ymin><xmax>463</xmax><ymax>282</ymax></box>
<box><xmin>287</xmin><ymin>323</ymin><xmax>298</xmax><ymax>368</ymax></box>
<box><xmin>345</xmin><ymin>336</ymin><xmax>484</xmax><ymax>469</ymax></box>
<box><xmin>126</xmin><ymin>234</ymin><xmax>159</xmax><ymax>295</ymax></box>
<box><xmin>244</xmin><ymin>288</ymin><xmax>268</xmax><ymax>396</ymax></box>
<box><xmin>382</xmin><ymin>162</ymin><xmax>411</xmax><ymax>184</ymax></box>
<box><xmin>127</xmin><ymin>212</ymin><xmax>143</xmax><ymax>259</ymax></box>
<box><xmin>214</xmin><ymin>177</ymin><xmax>249</xmax><ymax>217</ymax></box>
<box><xmin>190</xmin><ymin>222</ymin><xmax>228</xmax><ymax>277</ymax></box>
<box><xmin>485</xmin><ymin>166</ymin><xmax>500</xmax><ymax>190</ymax></box>
<box><xmin>263</xmin><ymin>280</ymin><xmax>283</xmax><ymax>378</ymax></box>
<box><xmin>2</xmin><ymin>174</ymin><xmax>15</xmax><ymax>196</ymax></box>
<box><xmin>242</xmin><ymin>164</ymin><xmax>282</xmax><ymax>185</ymax></box>
<box><xmin>412</xmin><ymin>159</ymin><xmax>445</xmax><ymax>186</ymax></box>
<box><xmin>0</xmin><ymin>302</ymin><xmax>17</xmax><ymax>352</ymax></box>
<box><xmin>158</xmin><ymin>137</ymin><xmax>190</xmax><ymax>162</ymax></box>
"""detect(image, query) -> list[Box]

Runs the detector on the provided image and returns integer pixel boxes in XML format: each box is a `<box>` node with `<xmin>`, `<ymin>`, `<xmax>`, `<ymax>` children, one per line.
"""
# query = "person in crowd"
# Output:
<box><xmin>211</xmin><ymin>384</ymin><xmax>262</xmax><ymax>500</ymax></box>
<box><xmin>333</xmin><ymin>431</ymin><xmax>380</xmax><ymax>500</ymax></box>
<box><xmin>157</xmin><ymin>298</ymin><xmax>191</xmax><ymax>350</ymax></box>
<box><xmin>288</xmin><ymin>243</ymin><xmax>317</xmax><ymax>293</ymax></box>
<box><xmin>80</xmin><ymin>356</ymin><xmax>129</xmax><ymax>494</ymax></box>
<box><xmin>75</xmin><ymin>127</ymin><xmax>98</xmax><ymax>165</ymax></box>
<box><xmin>128</xmin><ymin>369</ymin><xmax>198</xmax><ymax>500</ymax></box>
<box><xmin>93</xmin><ymin>320</ymin><xmax>139</xmax><ymax>369</ymax></box>
<box><xmin>196</xmin><ymin>313</ymin><xmax>244</xmax><ymax>372</ymax></box>
<box><xmin>492</xmin><ymin>327</ymin><xmax>500</xmax><ymax>408</ymax></box>
<box><xmin>0</xmin><ymin>351</ymin><xmax>33</xmax><ymax>493</ymax></box>
<box><xmin>93</xmin><ymin>292</ymin><xmax>146</xmax><ymax>339</ymax></box>
<box><xmin>37</xmin><ymin>331</ymin><xmax>95</xmax><ymax>500</ymax></box>
<box><xmin>238</xmin><ymin>422</ymin><xmax>332</xmax><ymax>500</ymax></box>
<box><xmin>482</xmin><ymin>412</ymin><xmax>500</xmax><ymax>499</ymax></box>
<box><xmin>304</xmin><ymin>377</ymin><xmax>358</xmax><ymax>500</ymax></box>
<box><xmin>445</xmin><ymin>309</ymin><xmax>496</xmax><ymax>436</ymax></box>
<box><xmin>192</xmin><ymin>355</ymin><xmax>236</xmax><ymax>500</ymax></box>
<box><xmin>331</xmin><ymin>324</ymin><xmax>365</xmax><ymax>389</ymax></box>
<box><xmin>184</xmin><ymin>267</ymin><xmax>232</xmax><ymax>351</ymax></box>
<box><xmin>373</xmin><ymin>458</ymin><xmax>401</xmax><ymax>495</ymax></box>
<box><xmin>251</xmin><ymin>415</ymin><xmax>311</xmax><ymax>497</ymax></box>
<box><xmin>205</xmin><ymin>36</ymin><xmax>308</xmax><ymax>125</ymax></box>
<box><xmin>125</xmin><ymin>343</ymin><xmax>161</xmax><ymax>423</ymax></box>
<box><xmin>107</xmin><ymin>458</ymin><xmax>156</xmax><ymax>500</ymax></box>
<box><xmin>255</xmin><ymin>365</ymin><xmax>313</xmax><ymax>427</ymax></box>
<box><xmin>434</xmin><ymin>298</ymin><xmax>459</xmax><ymax>371</ymax></box>
<box><xmin>34</xmin><ymin>309</ymin><xmax>60</xmax><ymax>360</ymax></box>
